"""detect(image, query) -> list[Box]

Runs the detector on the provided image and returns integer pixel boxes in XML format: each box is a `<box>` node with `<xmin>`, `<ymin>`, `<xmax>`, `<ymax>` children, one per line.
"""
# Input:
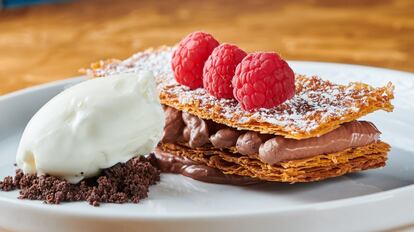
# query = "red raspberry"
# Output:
<box><xmin>203</xmin><ymin>44</ymin><xmax>247</xmax><ymax>99</ymax></box>
<box><xmin>232</xmin><ymin>52</ymin><xmax>295</xmax><ymax>111</ymax></box>
<box><xmin>171</xmin><ymin>31</ymin><xmax>219</xmax><ymax>89</ymax></box>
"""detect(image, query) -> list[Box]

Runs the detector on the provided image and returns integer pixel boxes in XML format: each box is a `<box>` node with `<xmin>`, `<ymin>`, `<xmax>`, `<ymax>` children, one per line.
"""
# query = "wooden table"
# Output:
<box><xmin>0</xmin><ymin>0</ymin><xmax>413</xmax><ymax>231</ymax></box>
<box><xmin>0</xmin><ymin>0</ymin><xmax>413</xmax><ymax>96</ymax></box>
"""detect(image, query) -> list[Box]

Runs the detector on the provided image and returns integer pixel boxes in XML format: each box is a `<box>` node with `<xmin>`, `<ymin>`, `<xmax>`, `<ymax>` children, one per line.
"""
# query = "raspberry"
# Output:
<box><xmin>203</xmin><ymin>43</ymin><xmax>247</xmax><ymax>99</ymax></box>
<box><xmin>232</xmin><ymin>52</ymin><xmax>295</xmax><ymax>111</ymax></box>
<box><xmin>171</xmin><ymin>31</ymin><xmax>219</xmax><ymax>89</ymax></box>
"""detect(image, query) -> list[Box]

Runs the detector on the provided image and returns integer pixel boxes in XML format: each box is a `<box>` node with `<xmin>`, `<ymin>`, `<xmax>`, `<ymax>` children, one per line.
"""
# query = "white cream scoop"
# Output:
<box><xmin>16</xmin><ymin>71</ymin><xmax>164</xmax><ymax>183</ymax></box>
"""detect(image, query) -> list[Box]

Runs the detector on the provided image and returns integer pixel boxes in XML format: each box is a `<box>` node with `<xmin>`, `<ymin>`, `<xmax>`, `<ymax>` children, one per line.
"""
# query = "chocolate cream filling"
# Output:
<box><xmin>153</xmin><ymin>148</ymin><xmax>262</xmax><ymax>185</ymax></box>
<box><xmin>161</xmin><ymin>106</ymin><xmax>381</xmax><ymax>165</ymax></box>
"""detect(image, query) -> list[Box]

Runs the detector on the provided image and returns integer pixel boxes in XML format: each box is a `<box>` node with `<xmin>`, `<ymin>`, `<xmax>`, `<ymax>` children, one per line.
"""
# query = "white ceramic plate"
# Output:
<box><xmin>1</xmin><ymin>62</ymin><xmax>413</xmax><ymax>232</ymax></box>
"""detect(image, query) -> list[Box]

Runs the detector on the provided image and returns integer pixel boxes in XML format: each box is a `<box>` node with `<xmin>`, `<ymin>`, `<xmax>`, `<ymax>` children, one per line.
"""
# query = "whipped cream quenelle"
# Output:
<box><xmin>16</xmin><ymin>71</ymin><xmax>165</xmax><ymax>183</ymax></box>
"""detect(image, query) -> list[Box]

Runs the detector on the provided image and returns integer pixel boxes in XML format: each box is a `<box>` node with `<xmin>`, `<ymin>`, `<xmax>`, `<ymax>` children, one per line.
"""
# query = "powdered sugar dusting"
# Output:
<box><xmin>89</xmin><ymin>47</ymin><xmax>393</xmax><ymax>135</ymax></box>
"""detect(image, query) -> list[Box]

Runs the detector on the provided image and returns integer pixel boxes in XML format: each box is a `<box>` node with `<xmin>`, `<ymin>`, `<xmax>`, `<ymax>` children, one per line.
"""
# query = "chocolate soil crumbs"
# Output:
<box><xmin>0</xmin><ymin>155</ymin><xmax>160</xmax><ymax>206</ymax></box>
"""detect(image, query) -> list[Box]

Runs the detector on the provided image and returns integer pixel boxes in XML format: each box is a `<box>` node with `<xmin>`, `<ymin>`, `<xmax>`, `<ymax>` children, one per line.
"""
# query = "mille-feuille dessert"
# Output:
<box><xmin>85</xmin><ymin>31</ymin><xmax>394</xmax><ymax>185</ymax></box>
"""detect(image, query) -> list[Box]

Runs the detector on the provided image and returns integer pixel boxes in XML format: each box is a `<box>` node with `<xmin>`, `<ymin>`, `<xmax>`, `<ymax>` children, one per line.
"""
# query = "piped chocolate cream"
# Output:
<box><xmin>160</xmin><ymin>106</ymin><xmax>381</xmax><ymax>165</ymax></box>
<box><xmin>258</xmin><ymin>121</ymin><xmax>380</xmax><ymax>164</ymax></box>
<box><xmin>182</xmin><ymin>112</ymin><xmax>210</xmax><ymax>148</ymax></box>
<box><xmin>161</xmin><ymin>105</ymin><xmax>185</xmax><ymax>143</ymax></box>
<box><xmin>210</xmin><ymin>128</ymin><xmax>240</xmax><ymax>149</ymax></box>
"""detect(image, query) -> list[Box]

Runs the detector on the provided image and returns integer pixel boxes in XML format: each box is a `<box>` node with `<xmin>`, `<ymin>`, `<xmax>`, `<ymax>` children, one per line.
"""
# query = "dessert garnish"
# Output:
<box><xmin>86</xmin><ymin>31</ymin><xmax>394</xmax><ymax>184</ymax></box>
<box><xmin>171</xmin><ymin>31</ymin><xmax>219</xmax><ymax>89</ymax></box>
<box><xmin>203</xmin><ymin>43</ymin><xmax>247</xmax><ymax>99</ymax></box>
<box><xmin>1</xmin><ymin>71</ymin><xmax>165</xmax><ymax>205</ymax></box>
<box><xmin>232</xmin><ymin>52</ymin><xmax>295</xmax><ymax>110</ymax></box>
<box><xmin>174</xmin><ymin>31</ymin><xmax>295</xmax><ymax>111</ymax></box>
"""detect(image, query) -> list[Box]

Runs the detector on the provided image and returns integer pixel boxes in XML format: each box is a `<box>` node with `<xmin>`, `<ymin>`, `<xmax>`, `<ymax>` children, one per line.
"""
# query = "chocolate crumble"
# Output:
<box><xmin>0</xmin><ymin>155</ymin><xmax>160</xmax><ymax>206</ymax></box>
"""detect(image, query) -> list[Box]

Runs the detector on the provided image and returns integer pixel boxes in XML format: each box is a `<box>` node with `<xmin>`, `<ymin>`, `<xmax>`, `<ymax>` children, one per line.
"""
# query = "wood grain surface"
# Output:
<box><xmin>0</xmin><ymin>0</ymin><xmax>413</xmax><ymax>95</ymax></box>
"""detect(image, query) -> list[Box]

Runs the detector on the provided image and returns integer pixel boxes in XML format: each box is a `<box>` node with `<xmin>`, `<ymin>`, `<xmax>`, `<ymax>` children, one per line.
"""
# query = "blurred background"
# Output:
<box><xmin>0</xmin><ymin>0</ymin><xmax>413</xmax><ymax>95</ymax></box>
